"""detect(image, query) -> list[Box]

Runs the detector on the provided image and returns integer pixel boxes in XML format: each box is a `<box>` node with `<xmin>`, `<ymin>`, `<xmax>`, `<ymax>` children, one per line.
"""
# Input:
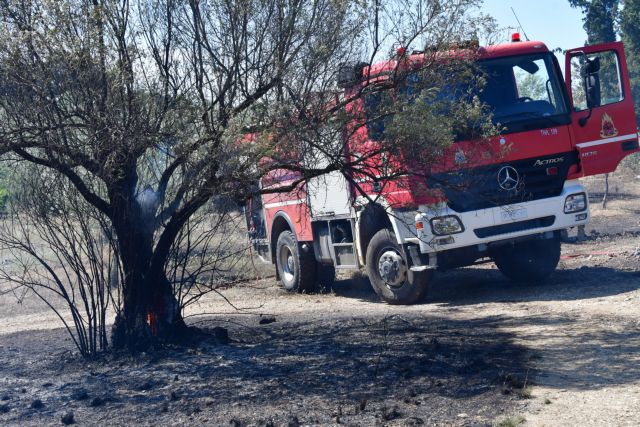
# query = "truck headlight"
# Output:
<box><xmin>430</xmin><ymin>215</ymin><xmax>464</xmax><ymax>236</ymax></box>
<box><xmin>564</xmin><ymin>193</ymin><xmax>587</xmax><ymax>213</ymax></box>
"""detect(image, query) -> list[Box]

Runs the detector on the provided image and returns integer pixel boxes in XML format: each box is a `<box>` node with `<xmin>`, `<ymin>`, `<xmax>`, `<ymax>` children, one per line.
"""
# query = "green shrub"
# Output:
<box><xmin>621</xmin><ymin>152</ymin><xmax>640</xmax><ymax>174</ymax></box>
<box><xmin>495</xmin><ymin>415</ymin><xmax>526</xmax><ymax>427</ymax></box>
<box><xmin>0</xmin><ymin>187</ymin><xmax>7</xmax><ymax>213</ymax></box>
<box><xmin>0</xmin><ymin>164</ymin><xmax>8</xmax><ymax>213</ymax></box>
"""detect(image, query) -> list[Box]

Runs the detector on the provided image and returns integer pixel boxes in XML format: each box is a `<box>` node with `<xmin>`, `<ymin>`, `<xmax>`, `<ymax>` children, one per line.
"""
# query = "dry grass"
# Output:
<box><xmin>495</xmin><ymin>415</ymin><xmax>526</xmax><ymax>427</ymax></box>
<box><xmin>515</xmin><ymin>386</ymin><xmax>533</xmax><ymax>399</ymax></box>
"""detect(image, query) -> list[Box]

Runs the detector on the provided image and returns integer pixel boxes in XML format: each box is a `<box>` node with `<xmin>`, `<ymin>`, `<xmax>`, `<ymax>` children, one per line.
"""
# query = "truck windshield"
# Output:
<box><xmin>362</xmin><ymin>52</ymin><xmax>569</xmax><ymax>140</ymax></box>
<box><xmin>477</xmin><ymin>53</ymin><xmax>569</xmax><ymax>130</ymax></box>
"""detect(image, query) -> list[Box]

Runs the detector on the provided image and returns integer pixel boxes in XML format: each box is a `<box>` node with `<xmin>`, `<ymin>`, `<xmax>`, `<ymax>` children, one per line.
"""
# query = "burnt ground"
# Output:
<box><xmin>1</xmin><ymin>169</ymin><xmax>640</xmax><ymax>426</ymax></box>
<box><xmin>0</xmin><ymin>308</ymin><xmax>532</xmax><ymax>426</ymax></box>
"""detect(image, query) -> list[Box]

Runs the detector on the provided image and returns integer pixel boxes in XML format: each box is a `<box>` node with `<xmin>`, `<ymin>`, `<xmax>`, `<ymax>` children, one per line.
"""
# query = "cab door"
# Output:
<box><xmin>565</xmin><ymin>41</ymin><xmax>639</xmax><ymax>177</ymax></box>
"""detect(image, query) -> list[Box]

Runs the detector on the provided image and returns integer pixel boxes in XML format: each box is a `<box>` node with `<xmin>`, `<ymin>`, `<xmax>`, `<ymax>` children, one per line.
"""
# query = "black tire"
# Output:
<box><xmin>275</xmin><ymin>231</ymin><xmax>317</xmax><ymax>292</ymax></box>
<box><xmin>365</xmin><ymin>229</ymin><xmax>431</xmax><ymax>305</ymax></box>
<box><xmin>316</xmin><ymin>264</ymin><xmax>336</xmax><ymax>292</ymax></box>
<box><xmin>492</xmin><ymin>237</ymin><xmax>561</xmax><ymax>283</ymax></box>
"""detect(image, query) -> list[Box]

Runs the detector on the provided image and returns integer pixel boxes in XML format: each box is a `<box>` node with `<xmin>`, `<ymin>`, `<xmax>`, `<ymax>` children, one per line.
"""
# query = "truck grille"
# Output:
<box><xmin>428</xmin><ymin>152</ymin><xmax>578</xmax><ymax>212</ymax></box>
<box><xmin>473</xmin><ymin>216</ymin><xmax>556</xmax><ymax>238</ymax></box>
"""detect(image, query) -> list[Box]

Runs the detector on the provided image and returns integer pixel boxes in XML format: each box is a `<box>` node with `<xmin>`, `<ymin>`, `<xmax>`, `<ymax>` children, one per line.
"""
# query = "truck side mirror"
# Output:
<box><xmin>337</xmin><ymin>62</ymin><xmax>368</xmax><ymax>88</ymax></box>
<box><xmin>581</xmin><ymin>56</ymin><xmax>601</xmax><ymax>109</ymax></box>
<box><xmin>584</xmin><ymin>73</ymin><xmax>602</xmax><ymax>109</ymax></box>
<box><xmin>580</xmin><ymin>56</ymin><xmax>600</xmax><ymax>77</ymax></box>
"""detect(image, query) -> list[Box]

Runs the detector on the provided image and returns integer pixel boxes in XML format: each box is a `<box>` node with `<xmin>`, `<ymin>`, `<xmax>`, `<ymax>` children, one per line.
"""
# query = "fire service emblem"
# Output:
<box><xmin>600</xmin><ymin>113</ymin><xmax>619</xmax><ymax>138</ymax></box>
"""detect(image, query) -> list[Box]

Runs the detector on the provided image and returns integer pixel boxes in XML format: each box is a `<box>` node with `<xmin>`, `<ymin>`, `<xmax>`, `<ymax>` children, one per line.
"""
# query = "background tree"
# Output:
<box><xmin>620</xmin><ymin>0</ymin><xmax>640</xmax><ymax>126</ymax></box>
<box><xmin>0</xmin><ymin>164</ymin><xmax>7</xmax><ymax>213</ymax></box>
<box><xmin>570</xmin><ymin>0</ymin><xmax>619</xmax><ymax>44</ymax></box>
<box><xmin>0</xmin><ymin>0</ymin><xmax>494</xmax><ymax>352</ymax></box>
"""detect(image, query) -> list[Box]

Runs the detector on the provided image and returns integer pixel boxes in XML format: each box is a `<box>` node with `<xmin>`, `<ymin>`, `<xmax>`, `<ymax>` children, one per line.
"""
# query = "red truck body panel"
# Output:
<box><xmin>258</xmin><ymin>38</ymin><xmax>638</xmax><ymax>243</ymax></box>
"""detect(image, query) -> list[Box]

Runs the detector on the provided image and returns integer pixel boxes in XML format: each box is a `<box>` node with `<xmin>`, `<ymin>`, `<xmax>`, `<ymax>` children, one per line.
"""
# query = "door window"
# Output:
<box><xmin>570</xmin><ymin>50</ymin><xmax>623</xmax><ymax>111</ymax></box>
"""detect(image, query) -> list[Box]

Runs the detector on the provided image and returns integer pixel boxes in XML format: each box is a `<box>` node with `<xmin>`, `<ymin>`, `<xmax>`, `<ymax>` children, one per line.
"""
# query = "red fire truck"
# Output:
<box><xmin>246</xmin><ymin>35</ymin><xmax>640</xmax><ymax>304</ymax></box>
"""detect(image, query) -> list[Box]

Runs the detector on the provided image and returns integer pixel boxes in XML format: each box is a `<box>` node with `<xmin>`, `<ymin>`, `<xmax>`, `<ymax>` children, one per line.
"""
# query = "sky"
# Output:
<box><xmin>481</xmin><ymin>0</ymin><xmax>588</xmax><ymax>51</ymax></box>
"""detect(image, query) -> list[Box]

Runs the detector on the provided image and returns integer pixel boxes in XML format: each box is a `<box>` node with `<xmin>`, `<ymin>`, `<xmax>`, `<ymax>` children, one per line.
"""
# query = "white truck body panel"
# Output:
<box><xmin>410</xmin><ymin>181</ymin><xmax>589</xmax><ymax>254</ymax></box>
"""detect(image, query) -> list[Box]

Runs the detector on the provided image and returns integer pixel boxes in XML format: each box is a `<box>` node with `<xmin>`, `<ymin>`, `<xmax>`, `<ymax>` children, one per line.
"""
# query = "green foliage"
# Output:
<box><xmin>620</xmin><ymin>152</ymin><xmax>640</xmax><ymax>173</ymax></box>
<box><xmin>367</xmin><ymin>62</ymin><xmax>497</xmax><ymax>172</ymax></box>
<box><xmin>0</xmin><ymin>164</ymin><xmax>8</xmax><ymax>213</ymax></box>
<box><xmin>515</xmin><ymin>73</ymin><xmax>546</xmax><ymax>100</ymax></box>
<box><xmin>620</xmin><ymin>0</ymin><xmax>640</xmax><ymax>126</ymax></box>
<box><xmin>570</xmin><ymin>0</ymin><xmax>640</xmax><ymax>126</ymax></box>
<box><xmin>0</xmin><ymin>188</ymin><xmax>6</xmax><ymax>213</ymax></box>
<box><xmin>569</xmin><ymin>0</ymin><xmax>619</xmax><ymax>44</ymax></box>
<box><xmin>494</xmin><ymin>415</ymin><xmax>526</xmax><ymax>427</ymax></box>
<box><xmin>515</xmin><ymin>385</ymin><xmax>533</xmax><ymax>399</ymax></box>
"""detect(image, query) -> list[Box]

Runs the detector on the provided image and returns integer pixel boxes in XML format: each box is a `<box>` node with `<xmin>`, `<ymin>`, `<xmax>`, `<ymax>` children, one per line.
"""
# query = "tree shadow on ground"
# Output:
<box><xmin>329</xmin><ymin>272</ymin><xmax>380</xmax><ymax>303</ymax></box>
<box><xmin>0</xmin><ymin>313</ymin><xmax>532</xmax><ymax>426</ymax></box>
<box><xmin>2</xmin><ymin>259</ymin><xmax>639</xmax><ymax>425</ymax></box>
<box><xmin>428</xmin><ymin>266</ymin><xmax>640</xmax><ymax>306</ymax></box>
<box><xmin>330</xmin><ymin>264</ymin><xmax>640</xmax><ymax>307</ymax></box>
<box><xmin>2</xmin><ymin>302</ymin><xmax>640</xmax><ymax>425</ymax></box>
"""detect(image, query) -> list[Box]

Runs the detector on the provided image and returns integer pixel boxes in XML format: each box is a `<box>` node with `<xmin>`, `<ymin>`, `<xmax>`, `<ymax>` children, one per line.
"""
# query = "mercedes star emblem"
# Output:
<box><xmin>497</xmin><ymin>166</ymin><xmax>520</xmax><ymax>191</ymax></box>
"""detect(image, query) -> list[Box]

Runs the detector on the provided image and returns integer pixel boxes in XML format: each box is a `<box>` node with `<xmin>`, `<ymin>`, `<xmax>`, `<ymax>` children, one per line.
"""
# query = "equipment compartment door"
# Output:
<box><xmin>307</xmin><ymin>171</ymin><xmax>352</xmax><ymax>217</ymax></box>
<box><xmin>304</xmin><ymin>135</ymin><xmax>352</xmax><ymax>218</ymax></box>
<box><xmin>565</xmin><ymin>41</ymin><xmax>639</xmax><ymax>176</ymax></box>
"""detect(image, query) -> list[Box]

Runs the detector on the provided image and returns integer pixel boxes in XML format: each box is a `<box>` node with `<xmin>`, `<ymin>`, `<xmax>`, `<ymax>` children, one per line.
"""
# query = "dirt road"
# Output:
<box><xmin>1</xmin><ymin>173</ymin><xmax>640</xmax><ymax>426</ymax></box>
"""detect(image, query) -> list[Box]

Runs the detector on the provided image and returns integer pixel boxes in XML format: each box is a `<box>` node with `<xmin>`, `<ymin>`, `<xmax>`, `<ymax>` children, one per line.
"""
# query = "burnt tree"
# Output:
<box><xmin>0</xmin><ymin>0</ymin><xmax>493</xmax><ymax>350</ymax></box>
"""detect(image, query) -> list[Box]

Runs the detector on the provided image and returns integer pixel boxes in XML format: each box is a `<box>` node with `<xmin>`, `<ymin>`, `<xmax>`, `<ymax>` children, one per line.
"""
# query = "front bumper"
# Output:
<box><xmin>407</xmin><ymin>181</ymin><xmax>589</xmax><ymax>254</ymax></box>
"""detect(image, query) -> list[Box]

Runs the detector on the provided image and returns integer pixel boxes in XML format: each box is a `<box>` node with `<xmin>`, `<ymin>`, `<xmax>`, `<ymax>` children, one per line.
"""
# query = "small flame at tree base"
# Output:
<box><xmin>147</xmin><ymin>311</ymin><xmax>159</xmax><ymax>336</ymax></box>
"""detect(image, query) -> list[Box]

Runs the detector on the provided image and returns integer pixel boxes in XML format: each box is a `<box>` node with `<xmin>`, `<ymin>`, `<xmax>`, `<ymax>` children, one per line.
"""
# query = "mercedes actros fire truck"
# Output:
<box><xmin>246</xmin><ymin>35</ymin><xmax>640</xmax><ymax>304</ymax></box>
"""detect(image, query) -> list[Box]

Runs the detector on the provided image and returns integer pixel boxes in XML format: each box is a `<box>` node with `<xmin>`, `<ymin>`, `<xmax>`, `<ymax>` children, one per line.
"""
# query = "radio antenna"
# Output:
<box><xmin>510</xmin><ymin>7</ymin><xmax>530</xmax><ymax>41</ymax></box>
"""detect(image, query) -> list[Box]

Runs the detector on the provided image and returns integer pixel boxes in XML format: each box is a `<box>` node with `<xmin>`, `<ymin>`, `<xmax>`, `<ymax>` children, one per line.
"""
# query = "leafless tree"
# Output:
<box><xmin>0</xmin><ymin>168</ymin><xmax>120</xmax><ymax>356</ymax></box>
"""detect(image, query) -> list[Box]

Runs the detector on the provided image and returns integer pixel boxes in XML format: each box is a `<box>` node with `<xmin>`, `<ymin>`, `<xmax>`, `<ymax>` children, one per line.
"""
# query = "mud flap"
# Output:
<box><xmin>406</xmin><ymin>245</ymin><xmax>437</xmax><ymax>272</ymax></box>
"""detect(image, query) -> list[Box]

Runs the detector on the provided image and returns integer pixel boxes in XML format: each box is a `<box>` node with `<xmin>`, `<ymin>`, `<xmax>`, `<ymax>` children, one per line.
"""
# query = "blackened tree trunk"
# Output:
<box><xmin>111</xmin><ymin>256</ymin><xmax>186</xmax><ymax>350</ymax></box>
<box><xmin>109</xmin><ymin>180</ymin><xmax>188</xmax><ymax>350</ymax></box>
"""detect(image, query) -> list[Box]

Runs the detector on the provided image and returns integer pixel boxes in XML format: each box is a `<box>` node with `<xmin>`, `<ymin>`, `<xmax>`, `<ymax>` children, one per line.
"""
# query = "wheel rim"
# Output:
<box><xmin>279</xmin><ymin>245</ymin><xmax>295</xmax><ymax>283</ymax></box>
<box><xmin>377</xmin><ymin>248</ymin><xmax>407</xmax><ymax>288</ymax></box>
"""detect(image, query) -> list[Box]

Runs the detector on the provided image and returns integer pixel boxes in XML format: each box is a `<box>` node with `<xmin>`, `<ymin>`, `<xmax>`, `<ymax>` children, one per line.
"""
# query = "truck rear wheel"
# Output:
<box><xmin>276</xmin><ymin>231</ymin><xmax>317</xmax><ymax>292</ymax></box>
<box><xmin>365</xmin><ymin>229</ymin><xmax>431</xmax><ymax>305</ymax></box>
<box><xmin>492</xmin><ymin>237</ymin><xmax>561</xmax><ymax>283</ymax></box>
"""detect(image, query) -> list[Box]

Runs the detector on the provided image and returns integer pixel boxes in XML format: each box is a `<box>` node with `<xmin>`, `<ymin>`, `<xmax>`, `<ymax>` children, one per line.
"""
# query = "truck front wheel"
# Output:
<box><xmin>275</xmin><ymin>231</ymin><xmax>317</xmax><ymax>292</ymax></box>
<box><xmin>365</xmin><ymin>229</ymin><xmax>431</xmax><ymax>305</ymax></box>
<box><xmin>491</xmin><ymin>237</ymin><xmax>561</xmax><ymax>283</ymax></box>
